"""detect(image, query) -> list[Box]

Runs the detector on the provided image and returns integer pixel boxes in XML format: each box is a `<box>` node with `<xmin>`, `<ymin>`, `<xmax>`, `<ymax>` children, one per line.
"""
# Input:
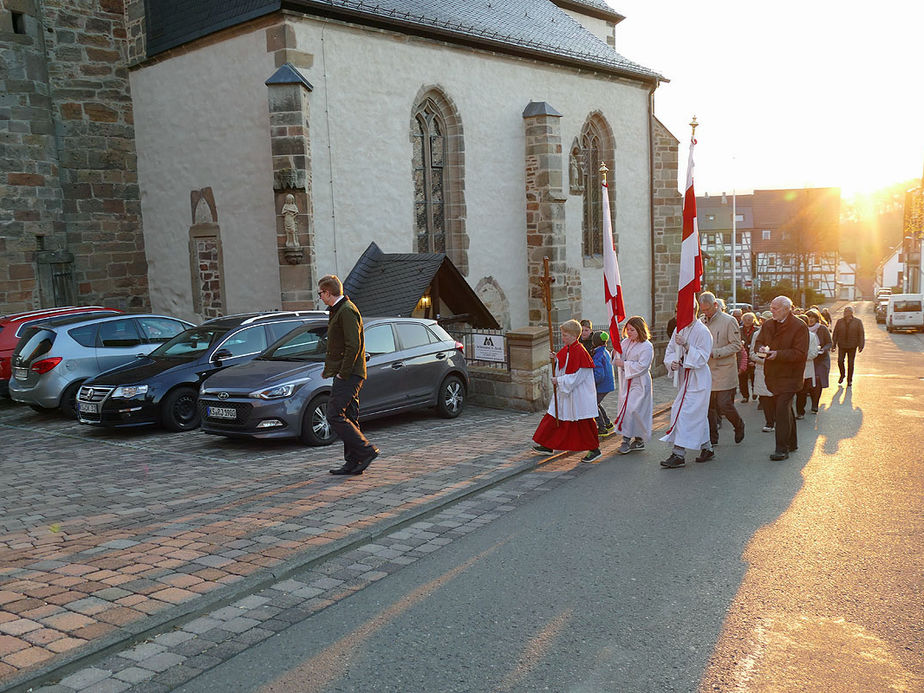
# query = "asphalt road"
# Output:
<box><xmin>179</xmin><ymin>304</ymin><xmax>923</xmax><ymax>693</ymax></box>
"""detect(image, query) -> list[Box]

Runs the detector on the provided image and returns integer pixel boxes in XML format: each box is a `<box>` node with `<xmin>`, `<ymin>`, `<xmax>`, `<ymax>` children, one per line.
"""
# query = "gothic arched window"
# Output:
<box><xmin>411</xmin><ymin>88</ymin><xmax>468</xmax><ymax>273</ymax></box>
<box><xmin>580</xmin><ymin>113</ymin><xmax>616</xmax><ymax>258</ymax></box>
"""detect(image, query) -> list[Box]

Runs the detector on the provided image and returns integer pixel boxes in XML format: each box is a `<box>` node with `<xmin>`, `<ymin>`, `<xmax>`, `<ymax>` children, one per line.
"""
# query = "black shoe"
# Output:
<box><xmin>811</xmin><ymin>408</ymin><xmax>818</xmax><ymax>414</ymax></box>
<box><xmin>352</xmin><ymin>448</ymin><xmax>380</xmax><ymax>474</ymax></box>
<box><xmin>660</xmin><ymin>454</ymin><xmax>685</xmax><ymax>468</ymax></box>
<box><xmin>533</xmin><ymin>444</ymin><xmax>553</xmax><ymax>454</ymax></box>
<box><xmin>795</xmin><ymin>414</ymin><xmax>804</xmax><ymax>420</ymax></box>
<box><xmin>846</xmin><ymin>382</ymin><xmax>852</xmax><ymax>387</ymax></box>
<box><xmin>694</xmin><ymin>448</ymin><xmax>715</xmax><ymax>463</ymax></box>
<box><xmin>329</xmin><ymin>463</ymin><xmax>358</xmax><ymax>475</ymax></box>
<box><xmin>769</xmin><ymin>451</ymin><xmax>789</xmax><ymax>461</ymax></box>
<box><xmin>838</xmin><ymin>375</ymin><xmax>844</xmax><ymax>384</ymax></box>
<box><xmin>582</xmin><ymin>449</ymin><xmax>602</xmax><ymax>462</ymax></box>
<box><xmin>734</xmin><ymin>425</ymin><xmax>745</xmax><ymax>444</ymax></box>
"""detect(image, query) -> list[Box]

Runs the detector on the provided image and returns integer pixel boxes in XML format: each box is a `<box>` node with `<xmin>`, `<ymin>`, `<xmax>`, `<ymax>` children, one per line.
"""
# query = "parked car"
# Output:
<box><xmin>76</xmin><ymin>311</ymin><xmax>326</xmax><ymax>431</ymax></box>
<box><xmin>1</xmin><ymin>306</ymin><xmax>120</xmax><ymax>398</ymax></box>
<box><xmin>725</xmin><ymin>302</ymin><xmax>754</xmax><ymax>314</ymax></box>
<box><xmin>9</xmin><ymin>312</ymin><xmax>191</xmax><ymax>417</ymax></box>
<box><xmin>886</xmin><ymin>294</ymin><xmax>924</xmax><ymax>333</ymax></box>
<box><xmin>199</xmin><ymin>317</ymin><xmax>468</xmax><ymax>445</ymax></box>
<box><xmin>875</xmin><ymin>288</ymin><xmax>892</xmax><ymax>300</ymax></box>
<box><xmin>875</xmin><ymin>298</ymin><xmax>890</xmax><ymax>323</ymax></box>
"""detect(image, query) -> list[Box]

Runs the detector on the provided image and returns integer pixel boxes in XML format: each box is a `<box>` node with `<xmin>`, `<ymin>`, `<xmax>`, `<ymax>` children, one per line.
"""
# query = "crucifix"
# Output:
<box><xmin>539</xmin><ymin>256</ymin><xmax>559</xmax><ymax>424</ymax></box>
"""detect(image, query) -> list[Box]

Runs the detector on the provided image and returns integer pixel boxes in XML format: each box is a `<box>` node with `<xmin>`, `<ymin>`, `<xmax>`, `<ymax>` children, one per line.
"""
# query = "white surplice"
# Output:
<box><xmin>546</xmin><ymin>356</ymin><xmax>598</xmax><ymax>421</ymax></box>
<box><xmin>660</xmin><ymin>319</ymin><xmax>713</xmax><ymax>450</ymax></box>
<box><xmin>614</xmin><ymin>338</ymin><xmax>654</xmax><ymax>440</ymax></box>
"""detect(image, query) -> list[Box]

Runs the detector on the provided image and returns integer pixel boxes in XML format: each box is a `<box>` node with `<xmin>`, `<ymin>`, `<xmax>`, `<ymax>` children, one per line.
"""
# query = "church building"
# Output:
<box><xmin>1</xmin><ymin>0</ymin><xmax>682</xmax><ymax>338</ymax></box>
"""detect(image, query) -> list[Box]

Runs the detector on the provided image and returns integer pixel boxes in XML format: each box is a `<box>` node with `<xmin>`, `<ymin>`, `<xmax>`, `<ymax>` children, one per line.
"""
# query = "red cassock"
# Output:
<box><xmin>533</xmin><ymin>342</ymin><xmax>599</xmax><ymax>451</ymax></box>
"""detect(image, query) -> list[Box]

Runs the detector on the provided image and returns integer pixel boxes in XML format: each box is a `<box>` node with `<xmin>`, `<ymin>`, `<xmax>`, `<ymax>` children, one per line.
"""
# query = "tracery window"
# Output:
<box><xmin>579</xmin><ymin>113</ymin><xmax>615</xmax><ymax>258</ymax></box>
<box><xmin>413</xmin><ymin>99</ymin><xmax>446</xmax><ymax>254</ymax></box>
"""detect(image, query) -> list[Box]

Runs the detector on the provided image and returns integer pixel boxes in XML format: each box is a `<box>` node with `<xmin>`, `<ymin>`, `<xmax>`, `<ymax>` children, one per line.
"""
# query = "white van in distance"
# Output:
<box><xmin>886</xmin><ymin>294</ymin><xmax>924</xmax><ymax>333</ymax></box>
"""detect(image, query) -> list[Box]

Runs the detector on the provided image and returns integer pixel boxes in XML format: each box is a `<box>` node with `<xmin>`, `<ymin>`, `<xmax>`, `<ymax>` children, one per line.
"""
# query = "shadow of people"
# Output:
<box><xmin>820</xmin><ymin>385</ymin><xmax>862</xmax><ymax>455</ymax></box>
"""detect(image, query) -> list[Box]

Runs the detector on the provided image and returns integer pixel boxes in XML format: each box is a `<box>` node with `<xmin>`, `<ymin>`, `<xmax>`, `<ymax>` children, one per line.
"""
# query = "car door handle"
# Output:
<box><xmin>435</xmin><ymin>353</ymin><xmax>446</xmax><ymax>360</ymax></box>
<box><xmin>391</xmin><ymin>362</ymin><xmax>404</xmax><ymax>370</ymax></box>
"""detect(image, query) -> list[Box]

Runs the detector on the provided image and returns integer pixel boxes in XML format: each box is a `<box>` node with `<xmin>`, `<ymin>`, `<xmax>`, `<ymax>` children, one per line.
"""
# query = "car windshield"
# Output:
<box><xmin>149</xmin><ymin>326</ymin><xmax>230</xmax><ymax>358</ymax></box>
<box><xmin>260</xmin><ymin>325</ymin><xmax>328</xmax><ymax>361</ymax></box>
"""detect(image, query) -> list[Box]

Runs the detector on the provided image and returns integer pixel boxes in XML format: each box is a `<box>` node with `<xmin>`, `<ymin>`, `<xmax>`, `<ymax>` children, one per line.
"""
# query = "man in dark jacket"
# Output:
<box><xmin>832</xmin><ymin>306</ymin><xmax>865</xmax><ymax>387</ymax></box>
<box><xmin>318</xmin><ymin>274</ymin><xmax>378</xmax><ymax>475</ymax></box>
<box><xmin>755</xmin><ymin>296</ymin><xmax>809</xmax><ymax>460</ymax></box>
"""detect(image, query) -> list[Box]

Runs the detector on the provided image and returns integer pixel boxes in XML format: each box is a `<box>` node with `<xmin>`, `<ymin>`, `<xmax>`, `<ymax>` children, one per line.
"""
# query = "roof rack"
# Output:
<box><xmin>241</xmin><ymin>310</ymin><xmax>327</xmax><ymax>324</ymax></box>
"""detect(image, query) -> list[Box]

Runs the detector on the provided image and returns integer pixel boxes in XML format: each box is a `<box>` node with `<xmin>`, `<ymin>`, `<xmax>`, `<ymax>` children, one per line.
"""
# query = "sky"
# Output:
<box><xmin>605</xmin><ymin>0</ymin><xmax>924</xmax><ymax>198</ymax></box>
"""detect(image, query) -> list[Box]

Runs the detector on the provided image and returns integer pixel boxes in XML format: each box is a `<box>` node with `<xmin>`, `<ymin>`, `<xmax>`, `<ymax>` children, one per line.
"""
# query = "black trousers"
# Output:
<box><xmin>708</xmin><ymin>387</ymin><xmax>744</xmax><ymax>444</ymax></box>
<box><xmin>796</xmin><ymin>378</ymin><xmax>822</xmax><ymax>414</ymax></box>
<box><xmin>758</xmin><ymin>395</ymin><xmax>775</xmax><ymax>427</ymax></box>
<box><xmin>738</xmin><ymin>367</ymin><xmax>755</xmax><ymax>399</ymax></box>
<box><xmin>327</xmin><ymin>374</ymin><xmax>376</xmax><ymax>465</ymax></box>
<box><xmin>771</xmin><ymin>392</ymin><xmax>797</xmax><ymax>454</ymax></box>
<box><xmin>837</xmin><ymin>347</ymin><xmax>857</xmax><ymax>384</ymax></box>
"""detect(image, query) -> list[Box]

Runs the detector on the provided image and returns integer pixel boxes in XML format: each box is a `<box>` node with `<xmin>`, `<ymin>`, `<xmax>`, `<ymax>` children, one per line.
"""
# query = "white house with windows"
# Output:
<box><xmin>877</xmin><ymin>244</ymin><xmax>904</xmax><ymax>292</ymax></box>
<box><xmin>127</xmin><ymin>0</ymin><xmax>676</xmax><ymax>332</ymax></box>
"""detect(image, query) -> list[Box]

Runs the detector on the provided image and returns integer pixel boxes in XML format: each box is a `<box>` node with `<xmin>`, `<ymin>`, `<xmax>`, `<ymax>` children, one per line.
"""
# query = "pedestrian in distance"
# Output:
<box><xmin>832</xmin><ymin>306</ymin><xmax>865</xmax><ymax>387</ymax></box>
<box><xmin>802</xmin><ymin>308</ymin><xmax>832</xmax><ymax>414</ymax></box>
<box><xmin>731</xmin><ymin>308</ymin><xmax>743</xmax><ymax>325</ymax></box>
<box><xmin>700</xmin><ymin>291</ymin><xmax>746</xmax><ymax>450</ymax></box>
<box><xmin>533</xmin><ymin>319</ymin><xmax>602</xmax><ymax>462</ymax></box>
<box><xmin>739</xmin><ymin>312</ymin><xmax>758</xmax><ymax>402</ymax></box>
<box><xmin>660</xmin><ymin>304</ymin><xmax>714</xmax><ymax>468</ymax></box>
<box><xmin>794</xmin><ymin>314</ymin><xmax>820</xmax><ymax>419</ymax></box>
<box><xmin>318</xmin><ymin>274</ymin><xmax>379</xmax><ymax>476</ymax></box>
<box><xmin>579</xmin><ymin>319</ymin><xmax>594</xmax><ymax>355</ymax></box>
<box><xmin>750</xmin><ymin>312</ymin><xmax>775</xmax><ymax>432</ymax></box>
<box><xmin>754</xmin><ymin>296</ymin><xmax>809</xmax><ymax>461</ymax></box>
<box><xmin>590</xmin><ymin>331</ymin><xmax>616</xmax><ymax>437</ymax></box>
<box><xmin>611</xmin><ymin>316</ymin><xmax>654</xmax><ymax>454</ymax></box>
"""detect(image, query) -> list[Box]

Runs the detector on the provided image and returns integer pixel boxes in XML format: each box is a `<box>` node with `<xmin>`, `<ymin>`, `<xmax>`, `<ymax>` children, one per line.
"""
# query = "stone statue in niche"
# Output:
<box><xmin>282</xmin><ymin>194</ymin><xmax>300</xmax><ymax>248</ymax></box>
<box><xmin>569</xmin><ymin>144</ymin><xmax>584</xmax><ymax>195</ymax></box>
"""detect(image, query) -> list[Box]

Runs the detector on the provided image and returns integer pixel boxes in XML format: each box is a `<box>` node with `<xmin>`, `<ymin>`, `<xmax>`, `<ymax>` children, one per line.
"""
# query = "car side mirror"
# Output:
<box><xmin>213</xmin><ymin>348</ymin><xmax>233</xmax><ymax>364</ymax></box>
<box><xmin>365</xmin><ymin>352</ymin><xmax>371</xmax><ymax>362</ymax></box>
<box><xmin>136</xmin><ymin>353</ymin><xmax>147</xmax><ymax>358</ymax></box>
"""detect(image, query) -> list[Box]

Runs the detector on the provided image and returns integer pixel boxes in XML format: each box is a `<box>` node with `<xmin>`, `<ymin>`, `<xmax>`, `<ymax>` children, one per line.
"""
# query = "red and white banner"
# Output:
<box><xmin>676</xmin><ymin>136</ymin><xmax>703</xmax><ymax>331</ymax></box>
<box><xmin>602</xmin><ymin>179</ymin><xmax>625</xmax><ymax>353</ymax></box>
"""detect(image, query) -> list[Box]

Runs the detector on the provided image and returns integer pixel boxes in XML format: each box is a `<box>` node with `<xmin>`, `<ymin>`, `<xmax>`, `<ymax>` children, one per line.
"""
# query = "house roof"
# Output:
<box><xmin>144</xmin><ymin>0</ymin><xmax>663</xmax><ymax>83</ymax></box>
<box><xmin>343</xmin><ymin>242</ymin><xmax>500</xmax><ymax>328</ymax></box>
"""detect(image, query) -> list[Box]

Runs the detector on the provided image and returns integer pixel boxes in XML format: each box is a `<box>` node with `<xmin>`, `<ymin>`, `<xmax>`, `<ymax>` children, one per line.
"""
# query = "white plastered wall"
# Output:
<box><xmin>130</xmin><ymin>16</ymin><xmax>655</xmax><ymax>329</ymax></box>
<box><xmin>130</xmin><ymin>30</ymin><xmax>281</xmax><ymax>322</ymax></box>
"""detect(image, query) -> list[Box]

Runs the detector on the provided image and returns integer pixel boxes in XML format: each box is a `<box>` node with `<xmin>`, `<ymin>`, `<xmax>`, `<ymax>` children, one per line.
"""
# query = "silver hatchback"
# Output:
<box><xmin>9</xmin><ymin>312</ymin><xmax>192</xmax><ymax>417</ymax></box>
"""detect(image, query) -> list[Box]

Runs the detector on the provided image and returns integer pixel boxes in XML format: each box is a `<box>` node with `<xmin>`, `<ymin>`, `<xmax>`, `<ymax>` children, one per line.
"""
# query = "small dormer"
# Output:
<box><xmin>551</xmin><ymin>0</ymin><xmax>624</xmax><ymax>47</ymax></box>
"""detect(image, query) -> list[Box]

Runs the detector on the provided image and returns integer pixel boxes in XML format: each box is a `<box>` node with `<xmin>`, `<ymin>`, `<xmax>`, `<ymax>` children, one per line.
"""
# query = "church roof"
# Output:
<box><xmin>343</xmin><ymin>242</ymin><xmax>500</xmax><ymax>328</ymax></box>
<box><xmin>145</xmin><ymin>0</ymin><xmax>663</xmax><ymax>83</ymax></box>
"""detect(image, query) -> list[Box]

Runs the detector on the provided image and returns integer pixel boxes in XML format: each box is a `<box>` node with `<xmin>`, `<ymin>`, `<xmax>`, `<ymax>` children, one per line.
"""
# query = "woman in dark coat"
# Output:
<box><xmin>804</xmin><ymin>308</ymin><xmax>832</xmax><ymax>413</ymax></box>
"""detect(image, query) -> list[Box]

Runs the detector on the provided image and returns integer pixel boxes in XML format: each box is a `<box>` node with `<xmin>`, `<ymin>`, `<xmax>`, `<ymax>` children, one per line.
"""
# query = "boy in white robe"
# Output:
<box><xmin>660</xmin><ymin>316</ymin><xmax>714</xmax><ymax>467</ymax></box>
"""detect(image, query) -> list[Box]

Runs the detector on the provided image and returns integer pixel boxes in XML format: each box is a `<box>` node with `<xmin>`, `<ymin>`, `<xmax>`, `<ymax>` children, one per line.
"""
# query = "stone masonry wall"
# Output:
<box><xmin>0</xmin><ymin>0</ymin><xmax>149</xmax><ymax>312</ymax></box>
<box><xmin>651</xmin><ymin>118</ymin><xmax>682</xmax><ymax>373</ymax></box>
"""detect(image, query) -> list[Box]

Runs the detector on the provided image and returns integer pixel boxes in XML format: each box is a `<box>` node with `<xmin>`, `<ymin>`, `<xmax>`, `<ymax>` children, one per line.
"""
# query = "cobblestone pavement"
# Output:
<box><xmin>0</xmin><ymin>375</ymin><xmax>677</xmax><ymax>691</ymax></box>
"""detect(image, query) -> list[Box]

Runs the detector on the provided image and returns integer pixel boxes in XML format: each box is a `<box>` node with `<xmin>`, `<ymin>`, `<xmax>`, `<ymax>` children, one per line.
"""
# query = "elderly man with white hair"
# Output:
<box><xmin>754</xmin><ymin>295</ymin><xmax>809</xmax><ymax>460</ymax></box>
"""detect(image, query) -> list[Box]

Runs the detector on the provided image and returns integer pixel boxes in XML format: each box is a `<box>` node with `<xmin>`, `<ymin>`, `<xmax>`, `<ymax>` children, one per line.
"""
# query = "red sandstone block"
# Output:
<box><xmin>71</xmin><ymin>622</ymin><xmax>114</xmax><ymax>641</ymax></box>
<box><xmin>95</xmin><ymin>606</ymin><xmax>141</xmax><ymax>626</ymax></box>
<box><xmin>22</xmin><ymin>628</ymin><xmax>65</xmax><ymax>646</ymax></box>
<box><xmin>41</xmin><ymin>612</ymin><xmax>95</xmax><ymax>632</ymax></box>
<box><xmin>0</xmin><ymin>592</ymin><xmax>23</xmax><ymax>606</ymax></box>
<box><xmin>7</xmin><ymin>173</ymin><xmax>45</xmax><ymax>186</ymax></box>
<box><xmin>149</xmin><ymin>587</ymin><xmax>196</xmax><ymax>605</ymax></box>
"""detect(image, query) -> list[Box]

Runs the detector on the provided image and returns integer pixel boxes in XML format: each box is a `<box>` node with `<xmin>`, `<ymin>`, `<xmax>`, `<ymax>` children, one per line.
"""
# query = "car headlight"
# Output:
<box><xmin>251</xmin><ymin>382</ymin><xmax>301</xmax><ymax>400</ymax></box>
<box><xmin>111</xmin><ymin>384</ymin><xmax>149</xmax><ymax>398</ymax></box>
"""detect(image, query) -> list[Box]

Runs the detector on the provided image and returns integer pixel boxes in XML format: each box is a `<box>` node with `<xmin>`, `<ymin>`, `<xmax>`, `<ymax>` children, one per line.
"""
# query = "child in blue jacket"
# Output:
<box><xmin>591</xmin><ymin>331</ymin><xmax>616</xmax><ymax>436</ymax></box>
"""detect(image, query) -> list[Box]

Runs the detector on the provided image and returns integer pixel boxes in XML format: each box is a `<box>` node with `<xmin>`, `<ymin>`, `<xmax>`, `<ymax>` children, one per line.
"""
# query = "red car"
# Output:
<box><xmin>0</xmin><ymin>306</ymin><xmax>120</xmax><ymax>397</ymax></box>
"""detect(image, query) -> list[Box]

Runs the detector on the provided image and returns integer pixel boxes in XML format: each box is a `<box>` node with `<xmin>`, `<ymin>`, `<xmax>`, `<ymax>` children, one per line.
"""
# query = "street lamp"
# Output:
<box><xmin>721</xmin><ymin>190</ymin><xmax>737</xmax><ymax>304</ymax></box>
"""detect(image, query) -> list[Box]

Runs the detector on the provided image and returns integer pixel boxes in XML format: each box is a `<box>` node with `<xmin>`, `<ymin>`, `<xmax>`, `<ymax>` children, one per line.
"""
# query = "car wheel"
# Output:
<box><xmin>58</xmin><ymin>381</ymin><xmax>83</xmax><ymax>419</ymax></box>
<box><xmin>436</xmin><ymin>375</ymin><xmax>465</xmax><ymax>418</ymax></box>
<box><xmin>160</xmin><ymin>386</ymin><xmax>201</xmax><ymax>432</ymax></box>
<box><xmin>300</xmin><ymin>394</ymin><xmax>336</xmax><ymax>446</ymax></box>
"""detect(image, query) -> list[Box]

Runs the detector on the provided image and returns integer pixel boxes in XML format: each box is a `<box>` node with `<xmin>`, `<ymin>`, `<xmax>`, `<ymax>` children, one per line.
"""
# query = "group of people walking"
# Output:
<box><xmin>532</xmin><ymin>294</ymin><xmax>865</xmax><ymax>468</ymax></box>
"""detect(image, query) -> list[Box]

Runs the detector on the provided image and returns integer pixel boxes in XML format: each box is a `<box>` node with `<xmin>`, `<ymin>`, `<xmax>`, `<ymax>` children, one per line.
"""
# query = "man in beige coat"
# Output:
<box><xmin>700</xmin><ymin>292</ymin><xmax>745</xmax><ymax>455</ymax></box>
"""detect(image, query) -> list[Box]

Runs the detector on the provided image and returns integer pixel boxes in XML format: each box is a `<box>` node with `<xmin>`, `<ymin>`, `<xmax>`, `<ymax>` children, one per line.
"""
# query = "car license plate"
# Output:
<box><xmin>13</xmin><ymin>367</ymin><xmax>28</xmax><ymax>381</ymax></box>
<box><xmin>207</xmin><ymin>406</ymin><xmax>236</xmax><ymax>420</ymax></box>
<box><xmin>78</xmin><ymin>401</ymin><xmax>99</xmax><ymax>414</ymax></box>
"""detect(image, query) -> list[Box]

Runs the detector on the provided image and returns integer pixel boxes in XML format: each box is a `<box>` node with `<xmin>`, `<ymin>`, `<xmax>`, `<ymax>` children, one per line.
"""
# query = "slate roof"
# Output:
<box><xmin>343</xmin><ymin>243</ymin><xmax>500</xmax><ymax>328</ymax></box>
<box><xmin>144</xmin><ymin>0</ymin><xmax>662</xmax><ymax>82</ymax></box>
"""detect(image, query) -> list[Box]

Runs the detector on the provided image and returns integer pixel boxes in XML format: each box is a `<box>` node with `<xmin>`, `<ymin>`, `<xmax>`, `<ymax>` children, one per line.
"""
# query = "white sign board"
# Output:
<box><xmin>472</xmin><ymin>333</ymin><xmax>506</xmax><ymax>362</ymax></box>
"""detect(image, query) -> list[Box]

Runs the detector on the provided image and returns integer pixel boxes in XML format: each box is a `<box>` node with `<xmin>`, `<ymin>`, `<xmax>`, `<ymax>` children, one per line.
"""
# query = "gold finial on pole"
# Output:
<box><xmin>599</xmin><ymin>161</ymin><xmax>609</xmax><ymax>185</ymax></box>
<box><xmin>690</xmin><ymin>115</ymin><xmax>699</xmax><ymax>139</ymax></box>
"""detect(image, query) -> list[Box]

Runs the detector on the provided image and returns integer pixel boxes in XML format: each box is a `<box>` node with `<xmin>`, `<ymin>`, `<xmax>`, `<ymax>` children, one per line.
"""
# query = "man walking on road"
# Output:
<box><xmin>832</xmin><ymin>306</ymin><xmax>865</xmax><ymax>387</ymax></box>
<box><xmin>755</xmin><ymin>296</ymin><xmax>809</xmax><ymax>461</ymax></box>
<box><xmin>318</xmin><ymin>274</ymin><xmax>378</xmax><ymax>476</ymax></box>
<box><xmin>700</xmin><ymin>291</ymin><xmax>745</xmax><ymax>455</ymax></box>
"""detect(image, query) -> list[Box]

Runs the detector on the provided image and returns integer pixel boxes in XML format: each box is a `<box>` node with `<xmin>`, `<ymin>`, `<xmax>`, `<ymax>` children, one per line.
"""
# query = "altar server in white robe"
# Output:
<box><xmin>612</xmin><ymin>316</ymin><xmax>654</xmax><ymax>454</ymax></box>
<box><xmin>660</xmin><ymin>315</ymin><xmax>714</xmax><ymax>468</ymax></box>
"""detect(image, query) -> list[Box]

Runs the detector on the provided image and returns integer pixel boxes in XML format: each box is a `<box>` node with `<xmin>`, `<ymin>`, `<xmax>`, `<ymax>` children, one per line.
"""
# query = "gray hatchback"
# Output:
<box><xmin>199</xmin><ymin>317</ymin><xmax>468</xmax><ymax>445</ymax></box>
